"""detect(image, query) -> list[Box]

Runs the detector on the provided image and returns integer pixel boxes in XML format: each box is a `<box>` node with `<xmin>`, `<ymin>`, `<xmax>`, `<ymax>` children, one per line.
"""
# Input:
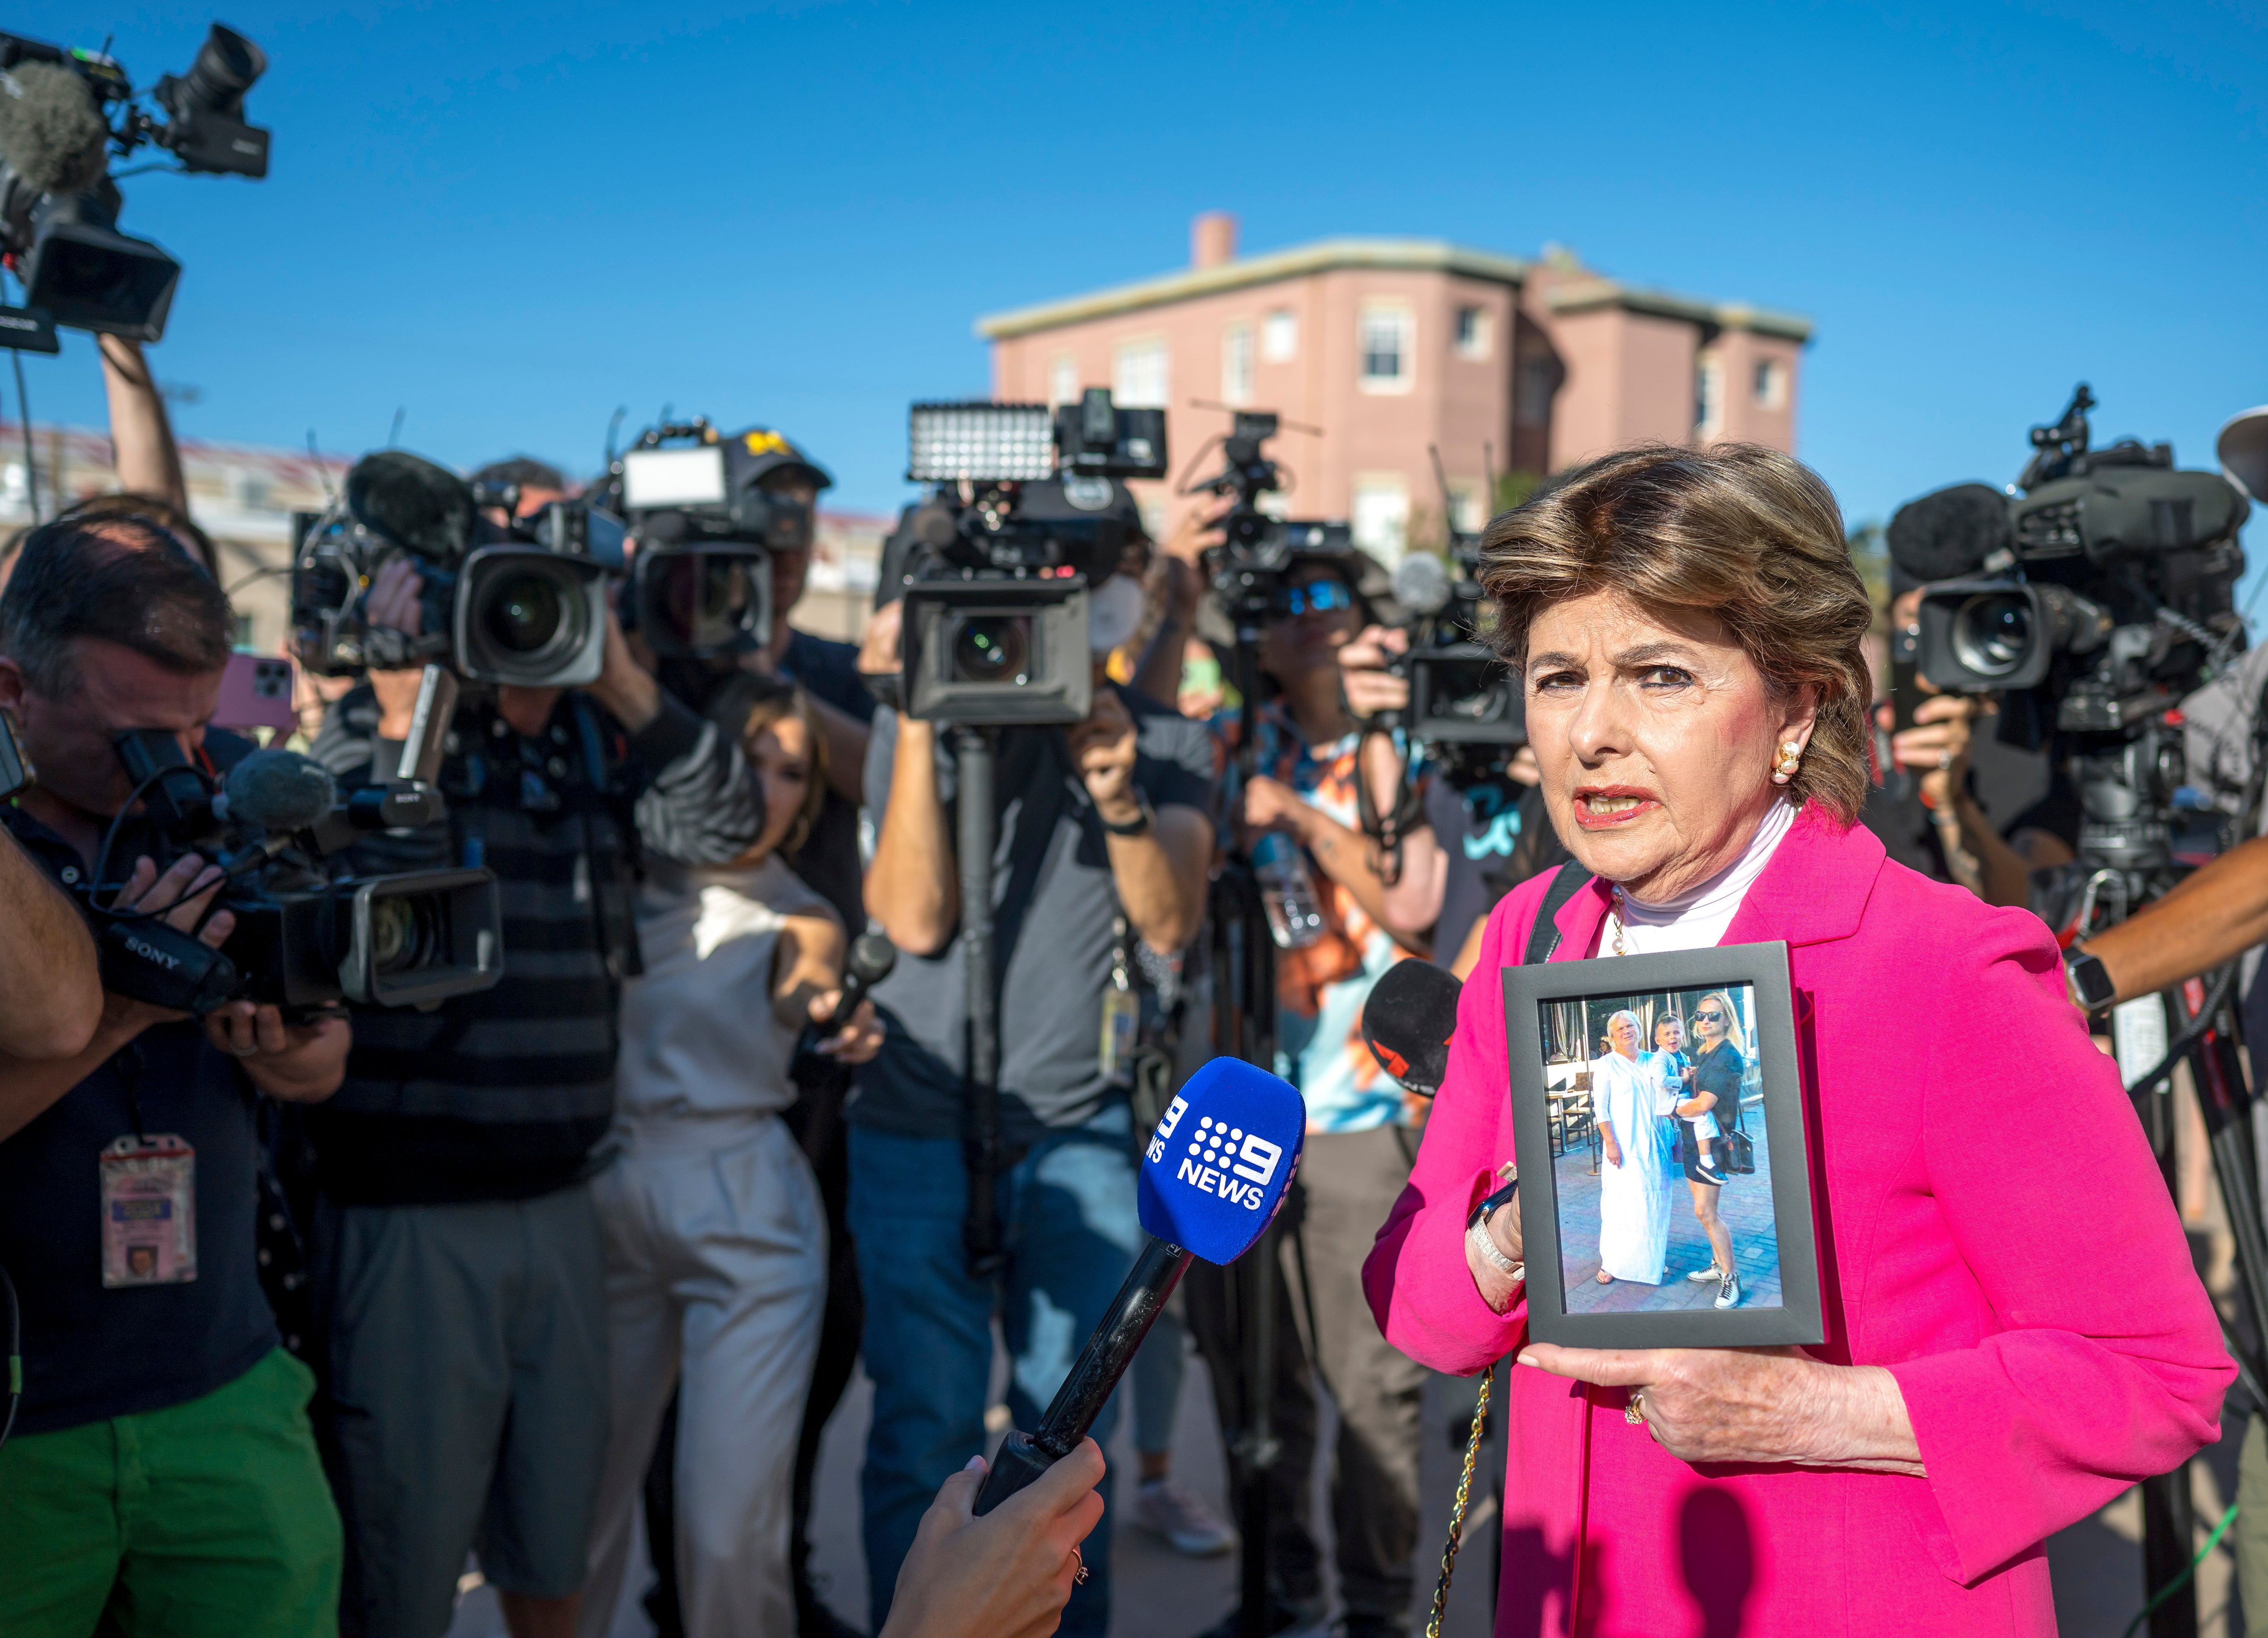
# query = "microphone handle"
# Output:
<box><xmin>824</xmin><ymin>973</ymin><xmax>873</xmax><ymax>1035</ymax></box>
<box><xmin>972</xmin><ymin>1236</ymin><xmax>1195</xmax><ymax>1516</ymax></box>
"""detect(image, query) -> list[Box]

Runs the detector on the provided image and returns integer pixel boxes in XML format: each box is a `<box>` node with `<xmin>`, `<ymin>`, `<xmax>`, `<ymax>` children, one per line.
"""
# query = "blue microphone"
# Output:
<box><xmin>973</xmin><ymin>1057</ymin><xmax>1305</xmax><ymax>1515</ymax></box>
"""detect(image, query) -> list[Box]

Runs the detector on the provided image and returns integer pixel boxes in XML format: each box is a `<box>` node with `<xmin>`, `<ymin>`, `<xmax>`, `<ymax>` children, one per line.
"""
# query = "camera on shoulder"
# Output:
<box><xmin>291</xmin><ymin>451</ymin><xmax>627</xmax><ymax>688</ymax></box>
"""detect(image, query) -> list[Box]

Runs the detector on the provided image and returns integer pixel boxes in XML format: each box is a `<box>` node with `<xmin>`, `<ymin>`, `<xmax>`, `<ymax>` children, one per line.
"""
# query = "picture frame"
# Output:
<box><xmin>1502</xmin><ymin>941</ymin><xmax>1822</xmax><ymax>1348</ymax></box>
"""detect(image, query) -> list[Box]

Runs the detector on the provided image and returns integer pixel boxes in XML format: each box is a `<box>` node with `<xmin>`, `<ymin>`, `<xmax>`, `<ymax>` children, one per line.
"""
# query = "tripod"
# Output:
<box><xmin>2062</xmin><ymin>704</ymin><xmax>2268</xmax><ymax>1638</ymax></box>
<box><xmin>953</xmin><ymin>725</ymin><xmax>1011</xmax><ymax>1281</ymax></box>
<box><xmin>1208</xmin><ymin>610</ymin><xmax>1290</xmax><ymax>1638</ymax></box>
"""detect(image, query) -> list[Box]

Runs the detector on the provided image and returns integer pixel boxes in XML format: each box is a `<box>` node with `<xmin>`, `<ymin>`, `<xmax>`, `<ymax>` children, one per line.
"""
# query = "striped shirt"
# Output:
<box><xmin>303</xmin><ymin>682</ymin><xmax>762</xmax><ymax>1204</ymax></box>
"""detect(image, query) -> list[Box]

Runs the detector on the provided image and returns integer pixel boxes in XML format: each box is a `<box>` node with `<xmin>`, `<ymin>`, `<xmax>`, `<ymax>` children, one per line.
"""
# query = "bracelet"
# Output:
<box><xmin>1466</xmin><ymin>1218</ymin><xmax>1522</xmax><ymax>1281</ymax></box>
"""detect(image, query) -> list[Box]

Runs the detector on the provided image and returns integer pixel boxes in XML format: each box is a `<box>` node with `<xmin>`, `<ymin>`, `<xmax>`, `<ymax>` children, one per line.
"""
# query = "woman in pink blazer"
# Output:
<box><xmin>1362</xmin><ymin>443</ymin><xmax>2230</xmax><ymax>1636</ymax></box>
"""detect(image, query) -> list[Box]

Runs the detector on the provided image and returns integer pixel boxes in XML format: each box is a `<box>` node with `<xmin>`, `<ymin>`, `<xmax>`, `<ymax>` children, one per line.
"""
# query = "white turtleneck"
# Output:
<box><xmin>1601</xmin><ymin>798</ymin><xmax>1797</xmax><ymax>957</ymax></box>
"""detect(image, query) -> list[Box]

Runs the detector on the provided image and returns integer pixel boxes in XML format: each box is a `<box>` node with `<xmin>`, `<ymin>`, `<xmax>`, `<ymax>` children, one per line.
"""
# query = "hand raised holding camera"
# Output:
<box><xmin>1338</xmin><ymin>623</ymin><xmax>1410</xmax><ymax>720</ymax></box>
<box><xmin>1065</xmin><ymin>690</ymin><xmax>1141</xmax><ymax>823</ymax></box>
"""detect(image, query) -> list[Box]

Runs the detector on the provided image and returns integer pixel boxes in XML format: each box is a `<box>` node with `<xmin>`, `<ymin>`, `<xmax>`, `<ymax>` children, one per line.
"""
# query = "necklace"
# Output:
<box><xmin>1607</xmin><ymin>888</ymin><xmax>1629</xmax><ymax>957</ymax></box>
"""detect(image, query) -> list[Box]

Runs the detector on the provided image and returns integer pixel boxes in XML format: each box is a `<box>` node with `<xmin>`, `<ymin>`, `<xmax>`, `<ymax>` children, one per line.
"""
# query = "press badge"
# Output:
<box><xmin>1100</xmin><ymin>986</ymin><xmax>1138</xmax><ymax>1080</ymax></box>
<box><xmin>100</xmin><ymin>1133</ymin><xmax>198</xmax><ymax>1287</ymax></box>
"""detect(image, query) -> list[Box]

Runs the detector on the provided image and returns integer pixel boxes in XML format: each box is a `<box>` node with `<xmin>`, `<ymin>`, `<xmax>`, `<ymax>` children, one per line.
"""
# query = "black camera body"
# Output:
<box><xmin>292</xmin><ymin>451</ymin><xmax>626</xmax><ymax>687</ymax></box>
<box><xmin>92</xmin><ymin>731</ymin><xmax>503</xmax><ymax>1017</ymax></box>
<box><xmin>1901</xmin><ymin>386</ymin><xmax>2251</xmax><ymax>875</ymax></box>
<box><xmin>0</xmin><ymin>25</ymin><xmax>269</xmax><ymax>342</ymax></box>
<box><xmin>1191</xmin><ymin>411</ymin><xmax>1356</xmax><ymax>629</ymax></box>
<box><xmin>894</xmin><ymin>390</ymin><xmax>1163</xmax><ymax>727</ymax></box>
<box><xmin>1388</xmin><ymin>533</ymin><xmax>1523</xmax><ymax>765</ymax></box>
<box><xmin>607</xmin><ymin>420</ymin><xmax>816</xmax><ymax>659</ymax></box>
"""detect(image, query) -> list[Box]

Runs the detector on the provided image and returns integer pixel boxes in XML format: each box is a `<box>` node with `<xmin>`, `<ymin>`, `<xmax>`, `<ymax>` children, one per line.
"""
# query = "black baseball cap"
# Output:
<box><xmin>729</xmin><ymin>427</ymin><xmax>832</xmax><ymax>494</ymax></box>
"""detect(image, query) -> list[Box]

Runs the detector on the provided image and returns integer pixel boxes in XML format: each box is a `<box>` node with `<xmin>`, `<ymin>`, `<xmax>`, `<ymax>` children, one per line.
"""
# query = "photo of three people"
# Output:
<box><xmin>1543</xmin><ymin>984</ymin><xmax>1782</xmax><ymax>1316</ymax></box>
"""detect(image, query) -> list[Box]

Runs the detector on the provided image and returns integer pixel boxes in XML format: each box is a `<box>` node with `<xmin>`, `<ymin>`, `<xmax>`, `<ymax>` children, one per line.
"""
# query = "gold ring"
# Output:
<box><xmin>1070</xmin><ymin>1546</ymin><xmax>1089</xmax><ymax>1585</ymax></box>
<box><xmin>1624</xmin><ymin>1392</ymin><xmax>1647</xmax><ymax>1426</ymax></box>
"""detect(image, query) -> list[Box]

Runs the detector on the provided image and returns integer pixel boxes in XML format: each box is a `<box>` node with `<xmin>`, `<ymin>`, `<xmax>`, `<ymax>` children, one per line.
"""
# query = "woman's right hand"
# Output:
<box><xmin>1601</xmin><ymin>1130</ymin><xmax>1623</xmax><ymax>1168</ymax></box>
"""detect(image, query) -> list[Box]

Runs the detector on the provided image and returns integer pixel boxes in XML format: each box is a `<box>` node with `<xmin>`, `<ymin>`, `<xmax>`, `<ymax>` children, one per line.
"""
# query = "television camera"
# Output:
<box><xmin>599</xmin><ymin>419</ymin><xmax>816</xmax><ymax>660</ymax></box>
<box><xmin>93</xmin><ymin>732</ymin><xmax>501</xmax><ymax>1017</ymax></box>
<box><xmin>0</xmin><ymin>23</ymin><xmax>270</xmax><ymax>343</ymax></box>
<box><xmin>1384</xmin><ymin>453</ymin><xmax>1523</xmax><ymax>774</ymax></box>
<box><xmin>894</xmin><ymin>388</ymin><xmax>1164</xmax><ymax>726</ymax></box>
<box><xmin>1183</xmin><ymin>409</ymin><xmax>1352</xmax><ymax>631</ymax></box>
<box><xmin>1895</xmin><ymin>385</ymin><xmax>2250</xmax><ymax>878</ymax></box>
<box><xmin>291</xmin><ymin>450</ymin><xmax>627</xmax><ymax>689</ymax></box>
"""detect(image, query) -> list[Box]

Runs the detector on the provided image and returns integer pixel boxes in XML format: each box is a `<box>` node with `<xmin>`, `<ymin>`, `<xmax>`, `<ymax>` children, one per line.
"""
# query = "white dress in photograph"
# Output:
<box><xmin>1592</xmin><ymin>1049</ymin><xmax>1673</xmax><ymax>1283</ymax></box>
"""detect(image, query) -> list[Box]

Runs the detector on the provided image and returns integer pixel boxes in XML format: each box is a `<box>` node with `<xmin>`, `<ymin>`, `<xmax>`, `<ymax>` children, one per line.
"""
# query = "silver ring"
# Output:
<box><xmin>230</xmin><ymin>1044</ymin><xmax>260</xmax><ymax>1057</ymax></box>
<box><xmin>1936</xmin><ymin>750</ymin><xmax>1954</xmax><ymax>770</ymax></box>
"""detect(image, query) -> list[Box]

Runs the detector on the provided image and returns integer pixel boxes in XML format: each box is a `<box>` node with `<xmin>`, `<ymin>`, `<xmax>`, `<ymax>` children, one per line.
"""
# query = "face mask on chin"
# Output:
<box><xmin>1087</xmin><ymin>573</ymin><xmax>1146</xmax><ymax>657</ymax></box>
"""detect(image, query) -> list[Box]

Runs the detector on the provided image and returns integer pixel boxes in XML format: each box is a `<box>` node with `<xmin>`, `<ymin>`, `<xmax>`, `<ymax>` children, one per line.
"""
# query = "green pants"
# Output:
<box><xmin>0</xmin><ymin>1346</ymin><xmax>342</xmax><ymax>1638</ymax></box>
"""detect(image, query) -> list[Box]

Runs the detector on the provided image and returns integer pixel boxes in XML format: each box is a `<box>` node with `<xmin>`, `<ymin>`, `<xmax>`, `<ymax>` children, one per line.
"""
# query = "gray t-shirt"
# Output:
<box><xmin>850</xmin><ymin>686</ymin><xmax>1215</xmax><ymax>1142</ymax></box>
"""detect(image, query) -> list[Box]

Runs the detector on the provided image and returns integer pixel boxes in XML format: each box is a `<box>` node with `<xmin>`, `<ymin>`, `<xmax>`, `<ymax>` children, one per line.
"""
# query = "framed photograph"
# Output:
<box><xmin>1502</xmin><ymin>942</ymin><xmax>1822</xmax><ymax>1348</ymax></box>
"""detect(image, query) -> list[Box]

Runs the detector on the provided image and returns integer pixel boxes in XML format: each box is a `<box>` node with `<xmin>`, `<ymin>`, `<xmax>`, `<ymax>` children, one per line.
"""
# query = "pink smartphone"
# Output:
<box><xmin>213</xmin><ymin>652</ymin><xmax>299</xmax><ymax>735</ymax></box>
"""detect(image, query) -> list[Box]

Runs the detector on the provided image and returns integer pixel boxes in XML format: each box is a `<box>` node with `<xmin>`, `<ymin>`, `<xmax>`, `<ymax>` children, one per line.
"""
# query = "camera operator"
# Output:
<box><xmin>849</xmin><ymin>496</ymin><xmax>1215</xmax><ymax>1638</ymax></box>
<box><xmin>304</xmin><ymin>456</ymin><xmax>764</xmax><ymax>1638</ymax></box>
<box><xmin>0</xmin><ymin>517</ymin><xmax>347</xmax><ymax>1635</ymax></box>
<box><xmin>1195</xmin><ymin>554</ymin><xmax>1445</xmax><ymax>1638</ymax></box>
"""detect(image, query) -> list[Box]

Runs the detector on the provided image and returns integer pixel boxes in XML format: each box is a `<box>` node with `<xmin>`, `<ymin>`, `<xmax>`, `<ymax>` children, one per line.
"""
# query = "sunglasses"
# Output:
<box><xmin>1694</xmin><ymin>1010</ymin><xmax>1725</xmax><ymax>1024</ymax></box>
<box><xmin>1268</xmin><ymin>579</ymin><xmax>1355</xmax><ymax>619</ymax></box>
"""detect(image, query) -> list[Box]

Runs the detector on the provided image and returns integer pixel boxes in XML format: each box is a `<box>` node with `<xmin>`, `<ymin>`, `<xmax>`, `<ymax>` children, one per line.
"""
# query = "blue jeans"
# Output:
<box><xmin>848</xmin><ymin>1109</ymin><xmax>1141</xmax><ymax>1637</ymax></box>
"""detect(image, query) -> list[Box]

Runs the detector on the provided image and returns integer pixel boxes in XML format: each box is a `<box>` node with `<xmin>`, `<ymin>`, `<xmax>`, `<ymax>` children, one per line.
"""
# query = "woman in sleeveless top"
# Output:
<box><xmin>583</xmin><ymin>681</ymin><xmax>882</xmax><ymax>1638</ymax></box>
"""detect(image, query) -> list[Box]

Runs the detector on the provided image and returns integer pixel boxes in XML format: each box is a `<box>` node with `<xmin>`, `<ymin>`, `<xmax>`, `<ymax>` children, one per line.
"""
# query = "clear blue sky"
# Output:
<box><xmin>12</xmin><ymin>2</ymin><xmax>2266</xmax><ymax>566</ymax></box>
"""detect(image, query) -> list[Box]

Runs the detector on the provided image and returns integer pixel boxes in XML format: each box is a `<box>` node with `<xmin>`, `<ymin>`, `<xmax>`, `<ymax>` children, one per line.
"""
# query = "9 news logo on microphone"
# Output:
<box><xmin>1137</xmin><ymin>1058</ymin><xmax>1305</xmax><ymax>1264</ymax></box>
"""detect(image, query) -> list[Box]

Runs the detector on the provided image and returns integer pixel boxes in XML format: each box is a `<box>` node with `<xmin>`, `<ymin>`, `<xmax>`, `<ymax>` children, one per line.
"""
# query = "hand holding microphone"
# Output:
<box><xmin>810</xmin><ymin>931</ymin><xmax>894</xmax><ymax>1062</ymax></box>
<box><xmin>973</xmin><ymin>1057</ymin><xmax>1307</xmax><ymax>1516</ymax></box>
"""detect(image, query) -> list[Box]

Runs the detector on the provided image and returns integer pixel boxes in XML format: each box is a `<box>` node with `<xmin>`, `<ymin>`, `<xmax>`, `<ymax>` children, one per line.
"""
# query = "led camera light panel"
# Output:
<box><xmin>907</xmin><ymin>402</ymin><xmax>1055</xmax><ymax>483</ymax></box>
<box><xmin>621</xmin><ymin>446</ymin><xmax>729</xmax><ymax>510</ymax></box>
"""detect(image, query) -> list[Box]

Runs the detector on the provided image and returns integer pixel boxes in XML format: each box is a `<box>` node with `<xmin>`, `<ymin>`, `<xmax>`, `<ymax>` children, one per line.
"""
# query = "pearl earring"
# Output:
<box><xmin>1771</xmin><ymin>740</ymin><xmax>1803</xmax><ymax>785</ymax></box>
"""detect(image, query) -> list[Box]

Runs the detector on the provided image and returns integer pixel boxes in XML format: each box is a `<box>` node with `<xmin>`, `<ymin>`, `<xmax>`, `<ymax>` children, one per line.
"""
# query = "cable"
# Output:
<box><xmin>0</xmin><ymin>1259</ymin><xmax>18</xmax><ymax>1451</ymax></box>
<box><xmin>2120</xmin><ymin>1501</ymin><xmax>2237</xmax><ymax>1638</ymax></box>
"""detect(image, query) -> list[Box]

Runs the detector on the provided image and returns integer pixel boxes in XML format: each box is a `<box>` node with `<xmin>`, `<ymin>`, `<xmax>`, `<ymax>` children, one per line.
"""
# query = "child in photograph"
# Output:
<box><xmin>1654</xmin><ymin>1013</ymin><xmax>1724</xmax><ymax>1184</ymax></box>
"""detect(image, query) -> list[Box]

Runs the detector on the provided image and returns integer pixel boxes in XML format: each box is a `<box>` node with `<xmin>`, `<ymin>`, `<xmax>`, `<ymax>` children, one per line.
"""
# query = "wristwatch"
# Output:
<box><xmin>1098</xmin><ymin>791</ymin><xmax>1155</xmax><ymax>838</ymax></box>
<box><xmin>2064</xmin><ymin>946</ymin><xmax>2116</xmax><ymax>1014</ymax></box>
<box><xmin>1467</xmin><ymin>1173</ymin><xmax>1523</xmax><ymax>1281</ymax></box>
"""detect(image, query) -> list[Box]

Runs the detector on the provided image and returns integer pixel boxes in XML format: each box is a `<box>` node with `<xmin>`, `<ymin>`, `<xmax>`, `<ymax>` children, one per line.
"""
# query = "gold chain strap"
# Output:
<box><xmin>1424</xmin><ymin>1363</ymin><xmax>1494</xmax><ymax>1638</ymax></box>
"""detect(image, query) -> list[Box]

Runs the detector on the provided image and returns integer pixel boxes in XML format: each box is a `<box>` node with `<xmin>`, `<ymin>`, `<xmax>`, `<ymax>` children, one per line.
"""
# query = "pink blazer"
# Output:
<box><xmin>1363</xmin><ymin>806</ymin><xmax>2231</xmax><ymax>1637</ymax></box>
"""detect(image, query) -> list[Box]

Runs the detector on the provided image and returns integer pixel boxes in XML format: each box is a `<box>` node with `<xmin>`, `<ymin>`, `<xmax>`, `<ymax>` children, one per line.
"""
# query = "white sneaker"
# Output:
<box><xmin>1686</xmin><ymin>1264</ymin><xmax>1723</xmax><ymax>1283</ymax></box>
<box><xmin>1135</xmin><ymin>1478</ymin><xmax>1238</xmax><ymax>1557</ymax></box>
<box><xmin>1715</xmin><ymin>1270</ymin><xmax>1742</xmax><ymax>1309</ymax></box>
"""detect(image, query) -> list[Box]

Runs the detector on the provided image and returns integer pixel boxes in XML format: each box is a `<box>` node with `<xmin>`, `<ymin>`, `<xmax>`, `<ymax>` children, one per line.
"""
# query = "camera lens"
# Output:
<box><xmin>369</xmin><ymin>893</ymin><xmax>444</xmax><ymax>977</ymax></box>
<box><xmin>1432</xmin><ymin>659</ymin><xmax>1512</xmax><ymax>724</ymax></box>
<box><xmin>952</xmin><ymin>615</ymin><xmax>1031</xmax><ymax>685</ymax></box>
<box><xmin>1951</xmin><ymin>592</ymin><xmax>2034</xmax><ymax>679</ymax></box>
<box><xmin>482</xmin><ymin>571</ymin><xmax>568</xmax><ymax>655</ymax></box>
<box><xmin>654</xmin><ymin>555</ymin><xmax>750</xmax><ymax>650</ymax></box>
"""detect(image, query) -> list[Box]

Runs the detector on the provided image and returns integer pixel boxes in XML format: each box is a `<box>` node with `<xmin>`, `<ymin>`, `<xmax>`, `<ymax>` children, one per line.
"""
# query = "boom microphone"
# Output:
<box><xmin>216</xmin><ymin>749</ymin><xmax>338</xmax><ymax>835</ymax></box>
<box><xmin>1360</xmin><ymin>958</ymin><xmax>1462</xmax><ymax>1097</ymax></box>
<box><xmin>0</xmin><ymin>61</ymin><xmax>108</xmax><ymax>197</ymax></box>
<box><xmin>1391</xmin><ymin>552</ymin><xmax>1453</xmax><ymax>618</ymax></box>
<box><xmin>1885</xmin><ymin>482</ymin><xmax>2012</xmax><ymax>589</ymax></box>
<box><xmin>973</xmin><ymin>1057</ymin><xmax>1305</xmax><ymax>1515</ymax></box>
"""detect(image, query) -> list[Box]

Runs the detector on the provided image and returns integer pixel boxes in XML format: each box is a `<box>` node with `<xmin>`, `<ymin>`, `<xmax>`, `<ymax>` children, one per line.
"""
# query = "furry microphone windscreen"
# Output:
<box><xmin>0</xmin><ymin>62</ymin><xmax>108</xmax><ymax>196</ymax></box>
<box><xmin>221</xmin><ymin>749</ymin><xmax>338</xmax><ymax>835</ymax></box>
<box><xmin>1391</xmin><ymin>552</ymin><xmax>1453</xmax><ymax>618</ymax></box>
<box><xmin>346</xmin><ymin>450</ymin><xmax>476</xmax><ymax>564</ymax></box>
<box><xmin>1886</xmin><ymin>483</ymin><xmax>2014</xmax><ymax>587</ymax></box>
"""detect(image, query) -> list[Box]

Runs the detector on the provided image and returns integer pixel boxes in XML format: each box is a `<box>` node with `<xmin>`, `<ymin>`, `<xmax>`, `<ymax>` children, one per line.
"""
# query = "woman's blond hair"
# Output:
<box><xmin>1477</xmin><ymin>442</ymin><xmax>1875</xmax><ymax>825</ymax></box>
<box><xmin>737</xmin><ymin>681</ymin><xmax>830</xmax><ymax>855</ymax></box>
<box><xmin>1695</xmin><ymin>990</ymin><xmax>1748</xmax><ymax>1059</ymax></box>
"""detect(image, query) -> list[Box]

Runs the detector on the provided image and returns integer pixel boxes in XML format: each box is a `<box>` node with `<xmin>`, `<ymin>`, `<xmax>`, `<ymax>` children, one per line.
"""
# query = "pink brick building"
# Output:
<box><xmin>977</xmin><ymin>214</ymin><xmax>1812</xmax><ymax>561</ymax></box>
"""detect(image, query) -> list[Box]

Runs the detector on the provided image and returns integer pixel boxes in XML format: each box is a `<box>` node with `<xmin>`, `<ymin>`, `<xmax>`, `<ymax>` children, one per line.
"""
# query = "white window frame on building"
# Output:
<box><xmin>1358</xmin><ymin>304</ymin><xmax>1414</xmax><ymax>395</ymax></box>
<box><xmin>1454</xmin><ymin>305</ymin><xmax>1493</xmax><ymax>361</ymax></box>
<box><xmin>1221</xmin><ymin>321</ymin><xmax>1255</xmax><ymax>406</ymax></box>
<box><xmin>1754</xmin><ymin>356</ymin><xmax>1787</xmax><ymax>411</ymax></box>
<box><xmin>1262</xmin><ymin>308</ymin><xmax>1298</xmax><ymax>363</ymax></box>
<box><xmin>1112</xmin><ymin>338</ymin><xmax>1171</xmax><ymax>410</ymax></box>
<box><xmin>1351</xmin><ymin>472</ymin><xmax>1411</xmax><ymax>563</ymax></box>
<box><xmin>1694</xmin><ymin>353</ymin><xmax>1725</xmax><ymax>441</ymax></box>
<box><xmin>1049</xmin><ymin>354</ymin><xmax>1080</xmax><ymax>407</ymax></box>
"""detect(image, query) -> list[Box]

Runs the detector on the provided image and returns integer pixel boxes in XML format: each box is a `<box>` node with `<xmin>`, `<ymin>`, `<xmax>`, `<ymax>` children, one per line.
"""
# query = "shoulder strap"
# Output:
<box><xmin>1521</xmin><ymin>859</ymin><xmax>1593</xmax><ymax>966</ymax></box>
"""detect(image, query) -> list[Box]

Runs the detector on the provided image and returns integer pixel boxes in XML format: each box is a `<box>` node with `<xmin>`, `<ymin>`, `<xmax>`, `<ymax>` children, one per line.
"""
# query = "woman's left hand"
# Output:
<box><xmin>810</xmin><ymin>993</ymin><xmax>885</xmax><ymax>1064</ymax></box>
<box><xmin>1516</xmin><ymin>1343</ymin><xmax>1925</xmax><ymax>1473</ymax></box>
